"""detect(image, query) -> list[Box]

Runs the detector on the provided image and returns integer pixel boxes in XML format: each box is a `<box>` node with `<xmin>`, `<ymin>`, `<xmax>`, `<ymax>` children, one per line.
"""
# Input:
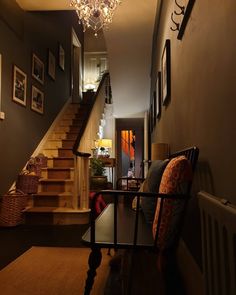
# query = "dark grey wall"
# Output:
<box><xmin>0</xmin><ymin>1</ymin><xmax>84</xmax><ymax>195</ymax></box>
<box><xmin>151</xmin><ymin>0</ymin><xmax>236</xmax><ymax>268</ymax></box>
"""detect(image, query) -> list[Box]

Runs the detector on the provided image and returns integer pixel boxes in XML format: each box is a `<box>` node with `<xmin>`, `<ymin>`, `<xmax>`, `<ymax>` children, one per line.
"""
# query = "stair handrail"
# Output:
<box><xmin>72</xmin><ymin>72</ymin><xmax>109</xmax><ymax>157</ymax></box>
<box><xmin>72</xmin><ymin>72</ymin><xmax>110</xmax><ymax>210</ymax></box>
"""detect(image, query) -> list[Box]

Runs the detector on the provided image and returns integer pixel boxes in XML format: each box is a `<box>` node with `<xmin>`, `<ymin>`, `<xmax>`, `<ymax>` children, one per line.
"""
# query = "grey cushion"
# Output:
<box><xmin>141</xmin><ymin>159</ymin><xmax>169</xmax><ymax>224</ymax></box>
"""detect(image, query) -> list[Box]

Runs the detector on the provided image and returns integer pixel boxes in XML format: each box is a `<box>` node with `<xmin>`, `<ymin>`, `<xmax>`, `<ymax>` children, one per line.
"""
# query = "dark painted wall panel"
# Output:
<box><xmin>0</xmin><ymin>2</ymin><xmax>83</xmax><ymax>195</ymax></box>
<box><xmin>151</xmin><ymin>0</ymin><xmax>236</xmax><ymax>268</ymax></box>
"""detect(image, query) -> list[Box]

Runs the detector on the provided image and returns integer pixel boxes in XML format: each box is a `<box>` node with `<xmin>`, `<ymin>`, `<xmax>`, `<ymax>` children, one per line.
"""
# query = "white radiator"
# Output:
<box><xmin>198</xmin><ymin>191</ymin><xmax>236</xmax><ymax>295</ymax></box>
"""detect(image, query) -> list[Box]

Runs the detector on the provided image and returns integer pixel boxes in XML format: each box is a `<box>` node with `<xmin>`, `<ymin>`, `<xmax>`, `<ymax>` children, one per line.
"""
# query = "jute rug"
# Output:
<box><xmin>0</xmin><ymin>247</ymin><xmax>111</xmax><ymax>295</ymax></box>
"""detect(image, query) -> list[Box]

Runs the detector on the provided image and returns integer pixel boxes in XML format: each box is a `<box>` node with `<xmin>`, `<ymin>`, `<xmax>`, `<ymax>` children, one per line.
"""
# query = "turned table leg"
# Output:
<box><xmin>84</xmin><ymin>247</ymin><xmax>102</xmax><ymax>295</ymax></box>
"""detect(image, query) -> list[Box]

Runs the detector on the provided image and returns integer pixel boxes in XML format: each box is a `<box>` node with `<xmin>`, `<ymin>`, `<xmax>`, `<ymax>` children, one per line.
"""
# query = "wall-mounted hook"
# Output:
<box><xmin>174</xmin><ymin>0</ymin><xmax>185</xmax><ymax>15</ymax></box>
<box><xmin>170</xmin><ymin>12</ymin><xmax>180</xmax><ymax>31</ymax></box>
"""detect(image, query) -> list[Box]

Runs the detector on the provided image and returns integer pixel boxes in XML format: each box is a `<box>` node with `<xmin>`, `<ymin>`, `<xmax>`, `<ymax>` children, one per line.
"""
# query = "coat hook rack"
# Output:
<box><xmin>174</xmin><ymin>0</ymin><xmax>185</xmax><ymax>15</ymax></box>
<box><xmin>170</xmin><ymin>13</ymin><xmax>180</xmax><ymax>32</ymax></box>
<box><xmin>170</xmin><ymin>0</ymin><xmax>195</xmax><ymax>40</ymax></box>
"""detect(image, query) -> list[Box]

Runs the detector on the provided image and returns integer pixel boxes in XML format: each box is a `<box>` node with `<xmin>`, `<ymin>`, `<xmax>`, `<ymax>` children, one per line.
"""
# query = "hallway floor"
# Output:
<box><xmin>0</xmin><ymin>224</ymin><xmax>88</xmax><ymax>270</ymax></box>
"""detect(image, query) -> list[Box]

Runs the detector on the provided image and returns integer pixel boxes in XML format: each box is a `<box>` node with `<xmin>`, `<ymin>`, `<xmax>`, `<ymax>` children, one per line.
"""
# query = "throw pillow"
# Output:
<box><xmin>152</xmin><ymin>155</ymin><xmax>193</xmax><ymax>250</ymax></box>
<box><xmin>140</xmin><ymin>159</ymin><xmax>169</xmax><ymax>224</ymax></box>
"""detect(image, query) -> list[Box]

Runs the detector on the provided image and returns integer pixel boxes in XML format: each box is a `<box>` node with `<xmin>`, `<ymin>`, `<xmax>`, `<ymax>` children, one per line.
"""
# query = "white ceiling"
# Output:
<box><xmin>16</xmin><ymin>0</ymin><xmax>158</xmax><ymax>118</ymax></box>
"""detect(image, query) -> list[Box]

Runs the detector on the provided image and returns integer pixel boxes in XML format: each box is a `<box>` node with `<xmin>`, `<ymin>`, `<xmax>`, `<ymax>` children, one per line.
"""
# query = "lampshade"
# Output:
<box><xmin>151</xmin><ymin>143</ymin><xmax>169</xmax><ymax>160</ymax></box>
<box><xmin>98</xmin><ymin>138</ymin><xmax>112</xmax><ymax>148</ymax></box>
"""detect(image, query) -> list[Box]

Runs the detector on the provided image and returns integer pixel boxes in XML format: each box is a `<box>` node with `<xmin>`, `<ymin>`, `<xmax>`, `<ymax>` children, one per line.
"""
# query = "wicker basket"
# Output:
<box><xmin>16</xmin><ymin>171</ymin><xmax>39</xmax><ymax>194</ymax></box>
<box><xmin>0</xmin><ymin>189</ymin><xmax>28</xmax><ymax>227</ymax></box>
<box><xmin>26</xmin><ymin>157</ymin><xmax>41</xmax><ymax>177</ymax></box>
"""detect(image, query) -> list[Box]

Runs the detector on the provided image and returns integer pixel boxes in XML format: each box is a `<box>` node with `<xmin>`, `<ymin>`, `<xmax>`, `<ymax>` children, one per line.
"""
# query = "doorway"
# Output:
<box><xmin>116</xmin><ymin>118</ymin><xmax>144</xmax><ymax>179</ymax></box>
<box><xmin>71</xmin><ymin>28</ymin><xmax>82</xmax><ymax>103</ymax></box>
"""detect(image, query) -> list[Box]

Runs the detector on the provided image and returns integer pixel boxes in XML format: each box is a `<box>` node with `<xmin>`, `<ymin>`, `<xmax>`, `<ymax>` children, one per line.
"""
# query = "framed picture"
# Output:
<box><xmin>13</xmin><ymin>65</ymin><xmax>27</xmax><ymax>106</ymax></box>
<box><xmin>58</xmin><ymin>44</ymin><xmax>65</xmax><ymax>71</ymax></box>
<box><xmin>161</xmin><ymin>39</ymin><xmax>171</xmax><ymax>105</ymax></box>
<box><xmin>152</xmin><ymin>92</ymin><xmax>156</xmax><ymax>128</ymax></box>
<box><xmin>48</xmin><ymin>50</ymin><xmax>56</xmax><ymax>80</ymax></box>
<box><xmin>156</xmin><ymin>71</ymin><xmax>161</xmax><ymax>118</ymax></box>
<box><xmin>32</xmin><ymin>54</ymin><xmax>44</xmax><ymax>84</ymax></box>
<box><xmin>31</xmin><ymin>85</ymin><xmax>44</xmax><ymax>114</ymax></box>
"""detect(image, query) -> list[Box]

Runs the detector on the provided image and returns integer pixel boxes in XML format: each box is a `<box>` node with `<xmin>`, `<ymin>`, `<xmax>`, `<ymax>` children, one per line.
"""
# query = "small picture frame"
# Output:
<box><xmin>32</xmin><ymin>53</ymin><xmax>44</xmax><ymax>85</ymax></box>
<box><xmin>152</xmin><ymin>92</ymin><xmax>156</xmax><ymax>128</ymax></box>
<box><xmin>48</xmin><ymin>50</ymin><xmax>56</xmax><ymax>80</ymax></box>
<box><xmin>161</xmin><ymin>39</ymin><xmax>171</xmax><ymax>105</ymax></box>
<box><xmin>156</xmin><ymin>71</ymin><xmax>161</xmax><ymax>118</ymax></box>
<box><xmin>31</xmin><ymin>85</ymin><xmax>44</xmax><ymax>114</ymax></box>
<box><xmin>13</xmin><ymin>65</ymin><xmax>27</xmax><ymax>106</ymax></box>
<box><xmin>58</xmin><ymin>44</ymin><xmax>65</xmax><ymax>71</ymax></box>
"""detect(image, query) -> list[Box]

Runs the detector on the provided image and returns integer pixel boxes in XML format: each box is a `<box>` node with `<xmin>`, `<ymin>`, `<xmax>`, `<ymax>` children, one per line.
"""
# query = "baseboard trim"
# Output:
<box><xmin>177</xmin><ymin>239</ymin><xmax>204</xmax><ymax>295</ymax></box>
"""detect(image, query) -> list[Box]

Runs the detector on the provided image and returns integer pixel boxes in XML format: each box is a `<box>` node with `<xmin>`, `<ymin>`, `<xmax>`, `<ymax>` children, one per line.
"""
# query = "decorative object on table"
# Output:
<box><xmin>90</xmin><ymin>158</ymin><xmax>107</xmax><ymax>191</ymax></box>
<box><xmin>0</xmin><ymin>189</ymin><xmax>28</xmax><ymax>227</ymax></box>
<box><xmin>31</xmin><ymin>85</ymin><xmax>44</xmax><ymax>114</ymax></box>
<box><xmin>151</xmin><ymin>143</ymin><xmax>169</xmax><ymax>161</ymax></box>
<box><xmin>16</xmin><ymin>170</ymin><xmax>39</xmax><ymax>194</ymax></box>
<box><xmin>170</xmin><ymin>0</ymin><xmax>196</xmax><ymax>40</ymax></box>
<box><xmin>48</xmin><ymin>50</ymin><xmax>56</xmax><ymax>80</ymax></box>
<box><xmin>97</xmin><ymin>138</ymin><xmax>112</xmax><ymax>157</ymax></box>
<box><xmin>70</xmin><ymin>0</ymin><xmax>122</xmax><ymax>36</ymax></box>
<box><xmin>161</xmin><ymin>39</ymin><xmax>171</xmax><ymax>105</ymax></box>
<box><xmin>12</xmin><ymin>65</ymin><xmax>27</xmax><ymax>107</ymax></box>
<box><xmin>32</xmin><ymin>53</ymin><xmax>44</xmax><ymax>85</ymax></box>
<box><xmin>58</xmin><ymin>43</ymin><xmax>65</xmax><ymax>71</ymax></box>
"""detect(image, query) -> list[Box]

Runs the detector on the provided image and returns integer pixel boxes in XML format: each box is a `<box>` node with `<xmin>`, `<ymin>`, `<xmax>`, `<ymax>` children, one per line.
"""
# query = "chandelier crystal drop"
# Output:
<box><xmin>70</xmin><ymin>0</ymin><xmax>121</xmax><ymax>36</ymax></box>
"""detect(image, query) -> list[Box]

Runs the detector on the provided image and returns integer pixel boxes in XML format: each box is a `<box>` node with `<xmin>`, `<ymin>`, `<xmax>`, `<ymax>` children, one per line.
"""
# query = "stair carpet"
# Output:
<box><xmin>25</xmin><ymin>103</ymin><xmax>91</xmax><ymax>225</ymax></box>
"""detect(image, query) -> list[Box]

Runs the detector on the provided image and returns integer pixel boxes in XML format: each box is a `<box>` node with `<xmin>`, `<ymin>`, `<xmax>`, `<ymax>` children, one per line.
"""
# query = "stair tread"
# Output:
<box><xmin>40</xmin><ymin>178</ymin><xmax>74</xmax><ymax>182</ymax></box>
<box><xmin>53</xmin><ymin>156</ymin><xmax>74</xmax><ymax>159</ymax></box>
<box><xmin>32</xmin><ymin>192</ymin><xmax>73</xmax><ymax>196</ymax></box>
<box><xmin>24</xmin><ymin>206</ymin><xmax>90</xmax><ymax>213</ymax></box>
<box><xmin>41</xmin><ymin>167</ymin><xmax>74</xmax><ymax>170</ymax></box>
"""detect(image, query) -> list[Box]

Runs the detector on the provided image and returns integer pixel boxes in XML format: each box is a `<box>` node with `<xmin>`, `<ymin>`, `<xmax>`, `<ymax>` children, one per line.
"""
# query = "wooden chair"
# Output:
<box><xmin>82</xmin><ymin>146</ymin><xmax>199</xmax><ymax>295</ymax></box>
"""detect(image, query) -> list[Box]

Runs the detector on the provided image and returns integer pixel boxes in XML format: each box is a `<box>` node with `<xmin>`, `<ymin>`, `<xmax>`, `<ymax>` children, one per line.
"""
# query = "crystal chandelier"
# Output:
<box><xmin>70</xmin><ymin>0</ymin><xmax>121</xmax><ymax>36</ymax></box>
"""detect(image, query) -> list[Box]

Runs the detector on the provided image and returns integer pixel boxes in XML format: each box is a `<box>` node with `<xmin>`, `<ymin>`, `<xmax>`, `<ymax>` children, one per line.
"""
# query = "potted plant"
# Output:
<box><xmin>90</xmin><ymin>158</ymin><xmax>107</xmax><ymax>191</ymax></box>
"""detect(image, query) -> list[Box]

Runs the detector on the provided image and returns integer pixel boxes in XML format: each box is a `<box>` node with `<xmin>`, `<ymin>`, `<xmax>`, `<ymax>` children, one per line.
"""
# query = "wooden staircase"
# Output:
<box><xmin>25</xmin><ymin>102</ymin><xmax>91</xmax><ymax>225</ymax></box>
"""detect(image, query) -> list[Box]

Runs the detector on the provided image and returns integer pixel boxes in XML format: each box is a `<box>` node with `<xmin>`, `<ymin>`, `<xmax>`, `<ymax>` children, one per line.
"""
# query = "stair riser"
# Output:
<box><xmin>44</xmin><ymin>141</ymin><xmax>62</xmax><ymax>149</ymax></box>
<box><xmin>24</xmin><ymin>212</ymin><xmax>89</xmax><ymax>225</ymax></box>
<box><xmin>66</xmin><ymin>133</ymin><xmax>78</xmax><ymax>140</ymax></box>
<box><xmin>58</xmin><ymin>149</ymin><xmax>73</xmax><ymax>157</ymax></box>
<box><xmin>49</xmin><ymin>133</ymin><xmax>67</xmax><ymax>140</ymax></box>
<box><xmin>54</xmin><ymin>126</ymin><xmax>70</xmax><ymax>132</ymax></box>
<box><xmin>59</xmin><ymin>119</ymin><xmax>73</xmax><ymax>126</ymax></box>
<box><xmin>43</xmin><ymin>149</ymin><xmax>58</xmax><ymax>158</ymax></box>
<box><xmin>33</xmin><ymin>196</ymin><xmax>73</xmax><ymax>208</ymax></box>
<box><xmin>69</xmin><ymin>126</ymin><xmax>81</xmax><ymax>133</ymax></box>
<box><xmin>63</xmin><ymin>113</ymin><xmax>76</xmax><ymax>120</ymax></box>
<box><xmin>53</xmin><ymin>158</ymin><xmax>74</xmax><ymax>168</ymax></box>
<box><xmin>39</xmin><ymin>182</ymin><xmax>73</xmax><ymax>193</ymax></box>
<box><xmin>62</xmin><ymin>141</ymin><xmax>74</xmax><ymax>148</ymax></box>
<box><xmin>41</xmin><ymin>169</ymin><xmax>74</xmax><ymax>179</ymax></box>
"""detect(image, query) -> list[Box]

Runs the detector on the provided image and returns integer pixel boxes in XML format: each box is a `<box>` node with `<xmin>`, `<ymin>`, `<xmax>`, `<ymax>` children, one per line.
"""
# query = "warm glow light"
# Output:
<box><xmin>70</xmin><ymin>0</ymin><xmax>121</xmax><ymax>35</ymax></box>
<box><xmin>97</xmin><ymin>138</ymin><xmax>112</xmax><ymax>148</ymax></box>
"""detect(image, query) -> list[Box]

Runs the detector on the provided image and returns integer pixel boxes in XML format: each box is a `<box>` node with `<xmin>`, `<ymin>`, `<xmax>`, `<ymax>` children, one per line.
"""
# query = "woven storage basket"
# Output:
<box><xmin>16</xmin><ymin>171</ymin><xmax>39</xmax><ymax>194</ymax></box>
<box><xmin>0</xmin><ymin>189</ymin><xmax>28</xmax><ymax>227</ymax></box>
<box><xmin>26</xmin><ymin>157</ymin><xmax>41</xmax><ymax>177</ymax></box>
<box><xmin>36</xmin><ymin>153</ymin><xmax>48</xmax><ymax>168</ymax></box>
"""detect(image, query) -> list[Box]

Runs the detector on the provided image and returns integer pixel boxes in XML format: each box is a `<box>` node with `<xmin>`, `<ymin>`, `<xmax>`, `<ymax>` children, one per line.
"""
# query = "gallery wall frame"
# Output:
<box><xmin>58</xmin><ymin>43</ymin><xmax>65</xmax><ymax>71</ymax></box>
<box><xmin>31</xmin><ymin>85</ymin><xmax>44</xmax><ymax>115</ymax></box>
<box><xmin>161</xmin><ymin>39</ymin><xmax>171</xmax><ymax>105</ymax></box>
<box><xmin>32</xmin><ymin>53</ymin><xmax>44</xmax><ymax>85</ymax></box>
<box><xmin>48</xmin><ymin>50</ymin><xmax>56</xmax><ymax>80</ymax></box>
<box><xmin>156</xmin><ymin>71</ymin><xmax>161</xmax><ymax>118</ymax></box>
<box><xmin>13</xmin><ymin>65</ymin><xmax>27</xmax><ymax>107</ymax></box>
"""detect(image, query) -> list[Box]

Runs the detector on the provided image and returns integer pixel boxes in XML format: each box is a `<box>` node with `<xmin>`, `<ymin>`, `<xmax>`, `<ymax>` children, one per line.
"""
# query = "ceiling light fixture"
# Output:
<box><xmin>70</xmin><ymin>0</ymin><xmax>121</xmax><ymax>36</ymax></box>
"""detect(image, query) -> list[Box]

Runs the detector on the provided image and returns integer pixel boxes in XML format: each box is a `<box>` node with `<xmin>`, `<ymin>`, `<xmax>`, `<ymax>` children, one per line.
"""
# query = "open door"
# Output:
<box><xmin>116</xmin><ymin>118</ymin><xmax>144</xmax><ymax>179</ymax></box>
<box><xmin>71</xmin><ymin>28</ymin><xmax>82</xmax><ymax>103</ymax></box>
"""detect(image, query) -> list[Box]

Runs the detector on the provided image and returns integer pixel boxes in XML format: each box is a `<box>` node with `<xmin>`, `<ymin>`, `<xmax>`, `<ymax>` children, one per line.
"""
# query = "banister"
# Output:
<box><xmin>72</xmin><ymin>72</ymin><xmax>109</xmax><ymax>156</ymax></box>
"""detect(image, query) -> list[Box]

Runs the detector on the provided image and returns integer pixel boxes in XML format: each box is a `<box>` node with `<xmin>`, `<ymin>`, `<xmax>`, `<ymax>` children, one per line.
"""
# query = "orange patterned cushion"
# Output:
<box><xmin>152</xmin><ymin>155</ymin><xmax>193</xmax><ymax>250</ymax></box>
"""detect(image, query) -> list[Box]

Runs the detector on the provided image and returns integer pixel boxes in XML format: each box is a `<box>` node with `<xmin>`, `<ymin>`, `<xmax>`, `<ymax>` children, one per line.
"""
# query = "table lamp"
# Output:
<box><xmin>97</xmin><ymin>139</ymin><xmax>112</xmax><ymax>158</ymax></box>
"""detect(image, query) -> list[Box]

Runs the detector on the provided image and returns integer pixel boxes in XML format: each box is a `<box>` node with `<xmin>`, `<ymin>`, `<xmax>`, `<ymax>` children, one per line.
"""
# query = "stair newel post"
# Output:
<box><xmin>77</xmin><ymin>153</ymin><xmax>91</xmax><ymax>210</ymax></box>
<box><xmin>73</xmin><ymin>155</ymin><xmax>79</xmax><ymax>209</ymax></box>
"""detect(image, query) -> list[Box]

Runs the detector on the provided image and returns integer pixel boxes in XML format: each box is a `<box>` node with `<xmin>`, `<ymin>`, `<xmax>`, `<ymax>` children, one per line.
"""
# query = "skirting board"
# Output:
<box><xmin>177</xmin><ymin>239</ymin><xmax>204</xmax><ymax>295</ymax></box>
